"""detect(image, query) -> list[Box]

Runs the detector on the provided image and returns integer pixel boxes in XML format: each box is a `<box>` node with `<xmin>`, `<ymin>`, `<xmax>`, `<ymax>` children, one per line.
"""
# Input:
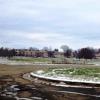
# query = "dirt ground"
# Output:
<box><xmin>0</xmin><ymin>64</ymin><xmax>100</xmax><ymax>100</ymax></box>
<box><xmin>0</xmin><ymin>64</ymin><xmax>42</xmax><ymax>84</ymax></box>
<box><xmin>0</xmin><ymin>64</ymin><xmax>61</xmax><ymax>84</ymax></box>
<box><xmin>0</xmin><ymin>64</ymin><xmax>72</xmax><ymax>84</ymax></box>
<box><xmin>0</xmin><ymin>64</ymin><xmax>99</xmax><ymax>84</ymax></box>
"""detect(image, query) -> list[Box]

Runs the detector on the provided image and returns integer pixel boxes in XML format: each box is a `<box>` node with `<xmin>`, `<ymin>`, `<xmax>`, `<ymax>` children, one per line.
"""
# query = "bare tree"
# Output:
<box><xmin>60</xmin><ymin>45</ymin><xmax>69</xmax><ymax>52</ymax></box>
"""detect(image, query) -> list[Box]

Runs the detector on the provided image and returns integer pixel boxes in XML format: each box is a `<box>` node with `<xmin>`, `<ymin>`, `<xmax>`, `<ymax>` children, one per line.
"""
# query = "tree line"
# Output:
<box><xmin>60</xmin><ymin>45</ymin><xmax>99</xmax><ymax>59</ymax></box>
<box><xmin>0</xmin><ymin>46</ymin><xmax>99</xmax><ymax>59</ymax></box>
<box><xmin>0</xmin><ymin>48</ymin><xmax>16</xmax><ymax>58</ymax></box>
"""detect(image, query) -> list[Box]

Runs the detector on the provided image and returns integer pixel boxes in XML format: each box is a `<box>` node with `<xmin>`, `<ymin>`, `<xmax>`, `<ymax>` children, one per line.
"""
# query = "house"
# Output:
<box><xmin>15</xmin><ymin>49</ymin><xmax>49</xmax><ymax>57</ymax></box>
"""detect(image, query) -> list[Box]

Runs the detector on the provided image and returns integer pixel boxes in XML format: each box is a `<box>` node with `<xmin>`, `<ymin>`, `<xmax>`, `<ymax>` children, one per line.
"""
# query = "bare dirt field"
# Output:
<box><xmin>0</xmin><ymin>64</ymin><xmax>100</xmax><ymax>100</ymax></box>
<box><xmin>0</xmin><ymin>63</ymin><xmax>99</xmax><ymax>84</ymax></box>
<box><xmin>0</xmin><ymin>64</ymin><xmax>44</xmax><ymax>84</ymax></box>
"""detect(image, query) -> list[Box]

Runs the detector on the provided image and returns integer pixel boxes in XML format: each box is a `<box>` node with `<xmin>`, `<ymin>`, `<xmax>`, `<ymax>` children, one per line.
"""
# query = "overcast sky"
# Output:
<box><xmin>0</xmin><ymin>0</ymin><xmax>100</xmax><ymax>50</ymax></box>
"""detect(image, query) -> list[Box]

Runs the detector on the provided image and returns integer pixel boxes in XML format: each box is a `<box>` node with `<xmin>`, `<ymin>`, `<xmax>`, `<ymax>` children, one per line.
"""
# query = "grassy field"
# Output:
<box><xmin>0</xmin><ymin>63</ymin><xmax>100</xmax><ymax>76</ymax></box>
<box><xmin>10</xmin><ymin>57</ymin><xmax>52</xmax><ymax>62</ymax></box>
<box><xmin>0</xmin><ymin>62</ymin><xmax>100</xmax><ymax>84</ymax></box>
<box><xmin>10</xmin><ymin>57</ymin><xmax>100</xmax><ymax>65</ymax></box>
<box><xmin>45</xmin><ymin>68</ymin><xmax>100</xmax><ymax>78</ymax></box>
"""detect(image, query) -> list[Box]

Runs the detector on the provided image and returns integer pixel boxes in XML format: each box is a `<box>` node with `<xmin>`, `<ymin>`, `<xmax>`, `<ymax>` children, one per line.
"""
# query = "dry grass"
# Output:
<box><xmin>0</xmin><ymin>64</ymin><xmax>57</xmax><ymax>84</ymax></box>
<box><xmin>0</xmin><ymin>64</ymin><xmax>98</xmax><ymax>75</ymax></box>
<box><xmin>0</xmin><ymin>64</ymin><xmax>99</xmax><ymax>84</ymax></box>
<box><xmin>0</xmin><ymin>64</ymin><xmax>42</xmax><ymax>84</ymax></box>
<box><xmin>0</xmin><ymin>64</ymin><xmax>41</xmax><ymax>75</ymax></box>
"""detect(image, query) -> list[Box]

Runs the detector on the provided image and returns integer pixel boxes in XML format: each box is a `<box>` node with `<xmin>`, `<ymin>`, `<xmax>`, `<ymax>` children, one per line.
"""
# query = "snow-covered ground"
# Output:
<box><xmin>31</xmin><ymin>70</ymin><xmax>100</xmax><ymax>84</ymax></box>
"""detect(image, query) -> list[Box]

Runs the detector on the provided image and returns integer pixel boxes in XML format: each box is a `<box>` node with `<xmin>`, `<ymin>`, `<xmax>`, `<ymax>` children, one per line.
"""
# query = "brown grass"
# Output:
<box><xmin>0</xmin><ymin>64</ymin><xmax>99</xmax><ymax>84</ymax></box>
<box><xmin>0</xmin><ymin>64</ymin><xmax>42</xmax><ymax>84</ymax></box>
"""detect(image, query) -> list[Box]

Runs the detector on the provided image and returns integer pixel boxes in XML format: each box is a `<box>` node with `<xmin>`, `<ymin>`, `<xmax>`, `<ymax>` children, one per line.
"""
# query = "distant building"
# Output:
<box><xmin>15</xmin><ymin>49</ymin><xmax>49</xmax><ymax>57</ymax></box>
<box><xmin>15</xmin><ymin>49</ymin><xmax>64</xmax><ymax>58</ymax></box>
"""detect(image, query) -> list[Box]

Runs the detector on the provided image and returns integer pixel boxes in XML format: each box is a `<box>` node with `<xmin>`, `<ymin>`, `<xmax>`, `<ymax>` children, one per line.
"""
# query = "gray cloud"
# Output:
<box><xmin>0</xmin><ymin>0</ymin><xmax>100</xmax><ymax>49</ymax></box>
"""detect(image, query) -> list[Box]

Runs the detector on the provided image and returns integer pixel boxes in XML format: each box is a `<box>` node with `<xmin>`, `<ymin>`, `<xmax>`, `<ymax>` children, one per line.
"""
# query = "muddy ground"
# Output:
<box><xmin>0</xmin><ymin>64</ymin><xmax>100</xmax><ymax>100</ymax></box>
